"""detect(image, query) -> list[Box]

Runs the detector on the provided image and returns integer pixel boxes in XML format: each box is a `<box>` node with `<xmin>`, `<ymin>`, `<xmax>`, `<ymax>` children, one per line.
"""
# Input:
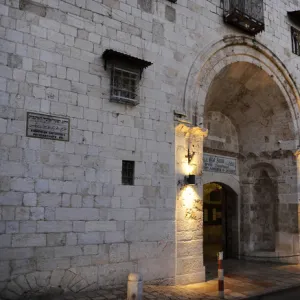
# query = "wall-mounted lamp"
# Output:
<box><xmin>185</xmin><ymin>174</ymin><xmax>196</xmax><ymax>185</ymax></box>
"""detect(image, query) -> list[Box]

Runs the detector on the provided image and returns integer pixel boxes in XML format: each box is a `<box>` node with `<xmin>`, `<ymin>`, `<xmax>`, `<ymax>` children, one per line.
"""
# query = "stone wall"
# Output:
<box><xmin>240</xmin><ymin>153</ymin><xmax>299</xmax><ymax>260</ymax></box>
<box><xmin>175</xmin><ymin>124</ymin><xmax>207</xmax><ymax>284</ymax></box>
<box><xmin>1</xmin><ymin>0</ymin><xmax>300</xmax><ymax>296</ymax></box>
<box><xmin>204</xmin><ymin>111</ymin><xmax>239</xmax><ymax>154</ymax></box>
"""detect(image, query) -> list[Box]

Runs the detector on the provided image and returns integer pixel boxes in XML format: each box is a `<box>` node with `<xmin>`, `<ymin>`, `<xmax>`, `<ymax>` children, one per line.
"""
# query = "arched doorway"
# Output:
<box><xmin>203</xmin><ymin>183</ymin><xmax>238</xmax><ymax>271</ymax></box>
<box><xmin>175</xmin><ymin>37</ymin><xmax>300</xmax><ymax>285</ymax></box>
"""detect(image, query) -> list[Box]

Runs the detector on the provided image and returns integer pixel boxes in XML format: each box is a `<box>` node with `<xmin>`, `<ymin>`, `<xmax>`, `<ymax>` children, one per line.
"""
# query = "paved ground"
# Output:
<box><xmin>45</xmin><ymin>260</ymin><xmax>300</xmax><ymax>300</ymax></box>
<box><xmin>248</xmin><ymin>286</ymin><xmax>300</xmax><ymax>299</ymax></box>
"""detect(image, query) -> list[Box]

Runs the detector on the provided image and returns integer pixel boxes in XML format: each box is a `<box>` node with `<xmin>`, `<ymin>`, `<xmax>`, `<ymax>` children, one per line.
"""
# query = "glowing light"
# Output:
<box><xmin>182</xmin><ymin>186</ymin><xmax>197</xmax><ymax>209</ymax></box>
<box><xmin>183</xmin><ymin>162</ymin><xmax>196</xmax><ymax>175</ymax></box>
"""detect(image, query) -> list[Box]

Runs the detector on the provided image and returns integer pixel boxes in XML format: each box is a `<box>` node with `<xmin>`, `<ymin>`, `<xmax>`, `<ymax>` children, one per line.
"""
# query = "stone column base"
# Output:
<box><xmin>175</xmin><ymin>268</ymin><xmax>206</xmax><ymax>285</ymax></box>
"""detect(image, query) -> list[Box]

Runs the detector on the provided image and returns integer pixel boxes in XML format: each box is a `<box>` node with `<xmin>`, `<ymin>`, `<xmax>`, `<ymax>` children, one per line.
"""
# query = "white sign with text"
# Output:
<box><xmin>203</xmin><ymin>153</ymin><xmax>237</xmax><ymax>175</ymax></box>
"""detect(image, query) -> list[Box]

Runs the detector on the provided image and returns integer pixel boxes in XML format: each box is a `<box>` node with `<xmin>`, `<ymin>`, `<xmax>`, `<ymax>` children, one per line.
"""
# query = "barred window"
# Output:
<box><xmin>111</xmin><ymin>67</ymin><xmax>139</xmax><ymax>105</ymax></box>
<box><xmin>292</xmin><ymin>26</ymin><xmax>300</xmax><ymax>56</ymax></box>
<box><xmin>102</xmin><ymin>49</ymin><xmax>152</xmax><ymax>106</ymax></box>
<box><xmin>122</xmin><ymin>161</ymin><xmax>135</xmax><ymax>185</ymax></box>
<box><xmin>192</xmin><ymin>114</ymin><xmax>198</xmax><ymax>126</ymax></box>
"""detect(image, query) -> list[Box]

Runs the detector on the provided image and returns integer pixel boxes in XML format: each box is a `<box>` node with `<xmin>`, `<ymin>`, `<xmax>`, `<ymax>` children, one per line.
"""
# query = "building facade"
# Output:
<box><xmin>1</xmin><ymin>0</ymin><xmax>300</xmax><ymax>297</ymax></box>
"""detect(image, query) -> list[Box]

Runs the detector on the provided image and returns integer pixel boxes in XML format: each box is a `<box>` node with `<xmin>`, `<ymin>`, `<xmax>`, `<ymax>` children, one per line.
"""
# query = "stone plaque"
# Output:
<box><xmin>203</xmin><ymin>153</ymin><xmax>237</xmax><ymax>175</ymax></box>
<box><xmin>26</xmin><ymin>112</ymin><xmax>70</xmax><ymax>141</ymax></box>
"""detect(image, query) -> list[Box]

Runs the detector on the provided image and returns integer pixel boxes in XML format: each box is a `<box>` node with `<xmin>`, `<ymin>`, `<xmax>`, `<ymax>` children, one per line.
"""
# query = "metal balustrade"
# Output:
<box><xmin>223</xmin><ymin>0</ymin><xmax>264</xmax><ymax>35</ymax></box>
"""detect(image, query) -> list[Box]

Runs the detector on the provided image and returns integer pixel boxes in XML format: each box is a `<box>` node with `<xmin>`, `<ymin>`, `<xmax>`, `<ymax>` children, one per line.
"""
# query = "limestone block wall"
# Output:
<box><xmin>0</xmin><ymin>0</ymin><xmax>179</xmax><ymax>292</ymax></box>
<box><xmin>204</xmin><ymin>111</ymin><xmax>239</xmax><ymax>154</ymax></box>
<box><xmin>1</xmin><ymin>0</ymin><xmax>300</xmax><ymax>296</ymax></box>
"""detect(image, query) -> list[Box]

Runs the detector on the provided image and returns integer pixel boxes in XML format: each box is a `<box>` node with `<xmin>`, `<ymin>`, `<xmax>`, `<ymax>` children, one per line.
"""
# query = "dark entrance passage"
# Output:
<box><xmin>203</xmin><ymin>182</ymin><xmax>238</xmax><ymax>278</ymax></box>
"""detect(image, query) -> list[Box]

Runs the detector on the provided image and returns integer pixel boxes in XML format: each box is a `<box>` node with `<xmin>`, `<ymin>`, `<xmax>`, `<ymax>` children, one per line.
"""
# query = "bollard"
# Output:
<box><xmin>127</xmin><ymin>273</ymin><xmax>143</xmax><ymax>300</ymax></box>
<box><xmin>218</xmin><ymin>252</ymin><xmax>224</xmax><ymax>299</ymax></box>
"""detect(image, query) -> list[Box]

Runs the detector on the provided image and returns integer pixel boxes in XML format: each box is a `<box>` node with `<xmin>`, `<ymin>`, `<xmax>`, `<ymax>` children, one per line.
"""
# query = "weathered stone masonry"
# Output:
<box><xmin>1</xmin><ymin>0</ymin><xmax>300</xmax><ymax>298</ymax></box>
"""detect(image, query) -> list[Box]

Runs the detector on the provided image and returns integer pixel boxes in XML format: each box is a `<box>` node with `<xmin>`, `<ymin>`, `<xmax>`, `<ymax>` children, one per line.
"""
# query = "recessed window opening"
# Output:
<box><xmin>111</xmin><ymin>66</ymin><xmax>139</xmax><ymax>104</ymax></box>
<box><xmin>122</xmin><ymin>160</ymin><xmax>135</xmax><ymax>185</ymax></box>
<box><xmin>192</xmin><ymin>114</ymin><xmax>198</xmax><ymax>126</ymax></box>
<box><xmin>102</xmin><ymin>49</ymin><xmax>152</xmax><ymax>106</ymax></box>
<box><xmin>19</xmin><ymin>0</ymin><xmax>46</xmax><ymax>16</ymax></box>
<box><xmin>291</xmin><ymin>26</ymin><xmax>300</xmax><ymax>56</ymax></box>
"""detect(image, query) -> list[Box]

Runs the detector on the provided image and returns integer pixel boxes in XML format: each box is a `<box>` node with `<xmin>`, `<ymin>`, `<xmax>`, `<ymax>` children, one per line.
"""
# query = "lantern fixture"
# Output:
<box><xmin>185</xmin><ymin>174</ymin><xmax>196</xmax><ymax>185</ymax></box>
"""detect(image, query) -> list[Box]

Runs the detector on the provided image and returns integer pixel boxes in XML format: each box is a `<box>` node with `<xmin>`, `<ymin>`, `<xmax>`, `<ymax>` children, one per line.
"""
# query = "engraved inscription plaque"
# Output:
<box><xmin>203</xmin><ymin>153</ymin><xmax>237</xmax><ymax>175</ymax></box>
<box><xmin>26</xmin><ymin>112</ymin><xmax>70</xmax><ymax>141</ymax></box>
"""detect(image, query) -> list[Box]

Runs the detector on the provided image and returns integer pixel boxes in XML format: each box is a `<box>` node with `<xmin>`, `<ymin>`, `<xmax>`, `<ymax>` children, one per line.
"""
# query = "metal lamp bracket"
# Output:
<box><xmin>185</xmin><ymin>148</ymin><xmax>195</xmax><ymax>164</ymax></box>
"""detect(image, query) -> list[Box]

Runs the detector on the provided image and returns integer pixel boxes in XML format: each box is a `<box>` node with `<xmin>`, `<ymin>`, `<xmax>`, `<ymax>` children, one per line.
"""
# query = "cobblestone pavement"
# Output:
<box><xmin>49</xmin><ymin>260</ymin><xmax>300</xmax><ymax>300</ymax></box>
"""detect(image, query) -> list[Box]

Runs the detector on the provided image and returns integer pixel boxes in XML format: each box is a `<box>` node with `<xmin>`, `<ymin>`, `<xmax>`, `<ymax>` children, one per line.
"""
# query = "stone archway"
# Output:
<box><xmin>201</xmin><ymin>58</ymin><xmax>299</xmax><ymax>261</ymax></box>
<box><xmin>175</xmin><ymin>36</ymin><xmax>300</xmax><ymax>285</ymax></box>
<box><xmin>0</xmin><ymin>268</ymin><xmax>96</xmax><ymax>300</ymax></box>
<box><xmin>183</xmin><ymin>36</ymin><xmax>300</xmax><ymax>139</ymax></box>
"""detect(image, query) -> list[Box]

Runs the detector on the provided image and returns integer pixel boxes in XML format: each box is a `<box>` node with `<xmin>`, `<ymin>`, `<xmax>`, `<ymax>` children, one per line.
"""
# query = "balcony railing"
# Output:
<box><xmin>223</xmin><ymin>0</ymin><xmax>264</xmax><ymax>35</ymax></box>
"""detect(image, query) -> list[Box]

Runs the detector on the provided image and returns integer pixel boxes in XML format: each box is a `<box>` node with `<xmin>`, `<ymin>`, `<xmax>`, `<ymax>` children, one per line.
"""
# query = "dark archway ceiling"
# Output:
<box><xmin>205</xmin><ymin>62</ymin><xmax>289</xmax><ymax>127</ymax></box>
<box><xmin>204</xmin><ymin>62</ymin><xmax>295</xmax><ymax>153</ymax></box>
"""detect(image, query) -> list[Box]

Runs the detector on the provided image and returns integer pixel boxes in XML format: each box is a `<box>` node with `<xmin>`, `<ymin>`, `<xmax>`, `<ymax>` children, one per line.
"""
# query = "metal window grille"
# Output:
<box><xmin>224</xmin><ymin>0</ymin><xmax>244</xmax><ymax>15</ymax></box>
<box><xmin>110</xmin><ymin>67</ymin><xmax>139</xmax><ymax>105</ymax></box>
<box><xmin>292</xmin><ymin>27</ymin><xmax>300</xmax><ymax>56</ymax></box>
<box><xmin>223</xmin><ymin>0</ymin><xmax>264</xmax><ymax>23</ymax></box>
<box><xmin>122</xmin><ymin>161</ymin><xmax>135</xmax><ymax>185</ymax></box>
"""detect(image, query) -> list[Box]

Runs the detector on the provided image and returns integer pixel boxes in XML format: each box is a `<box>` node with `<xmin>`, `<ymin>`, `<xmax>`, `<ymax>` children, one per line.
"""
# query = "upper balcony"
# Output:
<box><xmin>223</xmin><ymin>0</ymin><xmax>265</xmax><ymax>35</ymax></box>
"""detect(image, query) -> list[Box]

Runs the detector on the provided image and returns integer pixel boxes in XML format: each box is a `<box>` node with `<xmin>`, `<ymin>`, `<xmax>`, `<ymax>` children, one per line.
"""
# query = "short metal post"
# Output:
<box><xmin>127</xmin><ymin>273</ymin><xmax>143</xmax><ymax>300</ymax></box>
<box><xmin>218</xmin><ymin>252</ymin><xmax>224</xmax><ymax>299</ymax></box>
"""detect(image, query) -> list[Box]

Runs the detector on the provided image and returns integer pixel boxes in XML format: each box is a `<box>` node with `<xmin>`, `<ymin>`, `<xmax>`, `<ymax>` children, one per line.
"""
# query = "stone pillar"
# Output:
<box><xmin>290</xmin><ymin>149</ymin><xmax>300</xmax><ymax>263</ymax></box>
<box><xmin>175</xmin><ymin>124</ymin><xmax>208</xmax><ymax>285</ymax></box>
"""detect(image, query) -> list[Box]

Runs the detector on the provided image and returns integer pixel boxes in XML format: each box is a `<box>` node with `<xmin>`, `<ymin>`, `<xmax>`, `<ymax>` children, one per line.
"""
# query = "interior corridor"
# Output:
<box><xmin>203</xmin><ymin>182</ymin><xmax>238</xmax><ymax>279</ymax></box>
